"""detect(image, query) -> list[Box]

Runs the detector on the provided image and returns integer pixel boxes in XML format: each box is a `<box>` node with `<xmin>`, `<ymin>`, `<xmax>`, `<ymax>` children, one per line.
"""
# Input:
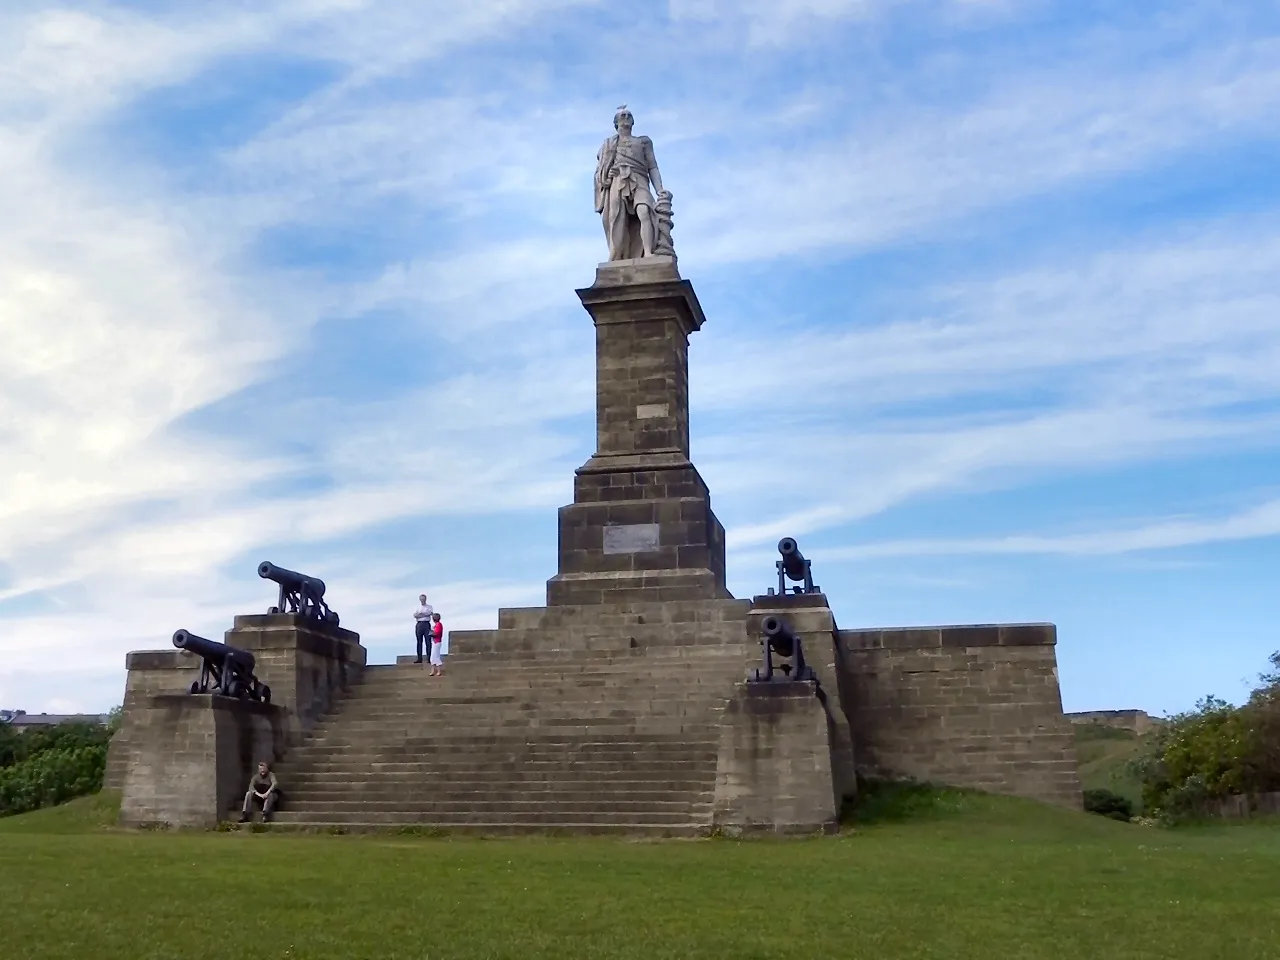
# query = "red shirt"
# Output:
<box><xmin>431</xmin><ymin>621</ymin><xmax>443</xmax><ymax>641</ymax></box>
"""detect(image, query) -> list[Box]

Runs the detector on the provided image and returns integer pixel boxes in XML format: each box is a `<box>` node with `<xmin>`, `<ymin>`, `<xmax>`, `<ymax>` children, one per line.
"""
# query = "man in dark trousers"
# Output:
<box><xmin>413</xmin><ymin>592</ymin><xmax>434</xmax><ymax>663</ymax></box>
<box><xmin>240</xmin><ymin>761</ymin><xmax>280</xmax><ymax>823</ymax></box>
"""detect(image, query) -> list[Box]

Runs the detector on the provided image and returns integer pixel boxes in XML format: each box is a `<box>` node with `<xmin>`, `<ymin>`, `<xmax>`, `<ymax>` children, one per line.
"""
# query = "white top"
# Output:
<box><xmin>414</xmin><ymin>602</ymin><xmax>434</xmax><ymax>622</ymax></box>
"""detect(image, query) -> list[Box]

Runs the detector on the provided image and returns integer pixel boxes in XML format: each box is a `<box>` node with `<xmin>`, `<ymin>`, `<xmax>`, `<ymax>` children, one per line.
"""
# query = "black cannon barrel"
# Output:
<box><xmin>761</xmin><ymin>615</ymin><xmax>797</xmax><ymax>658</ymax></box>
<box><xmin>257</xmin><ymin>561</ymin><xmax>326</xmax><ymax>598</ymax></box>
<box><xmin>777</xmin><ymin>538</ymin><xmax>807</xmax><ymax>582</ymax></box>
<box><xmin>173</xmin><ymin>629</ymin><xmax>256</xmax><ymax>672</ymax></box>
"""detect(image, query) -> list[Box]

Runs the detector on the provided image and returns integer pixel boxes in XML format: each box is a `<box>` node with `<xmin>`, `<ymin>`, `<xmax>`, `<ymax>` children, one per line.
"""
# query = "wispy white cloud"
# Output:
<box><xmin>818</xmin><ymin>497</ymin><xmax>1280</xmax><ymax>560</ymax></box>
<box><xmin>1</xmin><ymin>0</ymin><xmax>1278</xmax><ymax>716</ymax></box>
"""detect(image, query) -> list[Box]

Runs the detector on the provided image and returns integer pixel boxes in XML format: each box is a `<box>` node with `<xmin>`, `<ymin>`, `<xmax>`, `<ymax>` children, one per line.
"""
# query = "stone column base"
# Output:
<box><xmin>713</xmin><ymin>680</ymin><xmax>839</xmax><ymax>836</ymax></box>
<box><xmin>118</xmin><ymin>695</ymin><xmax>287</xmax><ymax>829</ymax></box>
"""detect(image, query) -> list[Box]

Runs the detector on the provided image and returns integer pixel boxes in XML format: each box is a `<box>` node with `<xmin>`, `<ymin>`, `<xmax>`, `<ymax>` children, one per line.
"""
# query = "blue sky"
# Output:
<box><xmin>1</xmin><ymin>0</ymin><xmax>1278</xmax><ymax>718</ymax></box>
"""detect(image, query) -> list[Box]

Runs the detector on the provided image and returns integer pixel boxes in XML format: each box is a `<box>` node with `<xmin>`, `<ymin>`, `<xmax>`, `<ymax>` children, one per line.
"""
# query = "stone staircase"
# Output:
<box><xmin>262</xmin><ymin>602</ymin><xmax>754</xmax><ymax>835</ymax></box>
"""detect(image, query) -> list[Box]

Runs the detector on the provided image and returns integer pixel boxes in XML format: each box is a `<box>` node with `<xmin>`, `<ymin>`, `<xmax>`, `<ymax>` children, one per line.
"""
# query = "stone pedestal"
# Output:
<box><xmin>747</xmin><ymin>593</ymin><xmax>858</xmax><ymax>803</ymax></box>
<box><xmin>546</xmin><ymin>264</ymin><xmax>730</xmax><ymax>606</ymax></box>
<box><xmin>109</xmin><ymin>613</ymin><xmax>366</xmax><ymax>821</ymax></box>
<box><xmin>226</xmin><ymin>614</ymin><xmax>366</xmax><ymax>747</ymax></box>
<box><xmin>118</xmin><ymin>695</ymin><xmax>287</xmax><ymax>829</ymax></box>
<box><xmin>713</xmin><ymin>681</ymin><xmax>839</xmax><ymax>835</ymax></box>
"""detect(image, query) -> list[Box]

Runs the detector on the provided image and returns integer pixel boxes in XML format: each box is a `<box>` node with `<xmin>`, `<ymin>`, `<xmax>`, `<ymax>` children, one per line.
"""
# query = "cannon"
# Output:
<box><xmin>258</xmin><ymin>561</ymin><xmax>340</xmax><ymax>626</ymax></box>
<box><xmin>775</xmin><ymin>537</ymin><xmax>819</xmax><ymax>596</ymax></box>
<box><xmin>173</xmin><ymin>629</ymin><xmax>271</xmax><ymax>703</ymax></box>
<box><xmin>750</xmin><ymin>615</ymin><xmax>817</xmax><ymax>683</ymax></box>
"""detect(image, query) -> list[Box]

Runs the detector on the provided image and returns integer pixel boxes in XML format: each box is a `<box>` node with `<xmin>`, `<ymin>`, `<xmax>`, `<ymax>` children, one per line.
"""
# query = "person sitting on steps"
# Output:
<box><xmin>240</xmin><ymin>761</ymin><xmax>280</xmax><ymax>823</ymax></box>
<box><xmin>429</xmin><ymin>612</ymin><xmax>445</xmax><ymax>677</ymax></box>
<box><xmin>413</xmin><ymin>592</ymin><xmax>434</xmax><ymax>664</ymax></box>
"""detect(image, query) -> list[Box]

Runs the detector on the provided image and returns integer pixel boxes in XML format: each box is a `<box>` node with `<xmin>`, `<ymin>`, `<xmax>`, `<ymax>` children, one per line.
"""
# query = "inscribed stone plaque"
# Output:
<box><xmin>603</xmin><ymin>523</ymin><xmax>660</xmax><ymax>554</ymax></box>
<box><xmin>635</xmin><ymin>403</ymin><xmax>669</xmax><ymax>420</ymax></box>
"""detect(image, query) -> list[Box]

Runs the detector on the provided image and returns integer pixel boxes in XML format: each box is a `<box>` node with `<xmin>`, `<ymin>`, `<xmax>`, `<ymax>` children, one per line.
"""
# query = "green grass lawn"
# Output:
<box><xmin>2</xmin><ymin>788</ymin><xmax>1278</xmax><ymax>960</ymax></box>
<box><xmin>1074</xmin><ymin>722</ymin><xmax>1153</xmax><ymax>808</ymax></box>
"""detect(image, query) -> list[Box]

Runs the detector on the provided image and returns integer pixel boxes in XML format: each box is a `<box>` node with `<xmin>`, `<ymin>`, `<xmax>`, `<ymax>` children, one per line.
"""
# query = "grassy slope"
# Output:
<box><xmin>1074</xmin><ymin>723</ymin><xmax>1152</xmax><ymax>808</ymax></box>
<box><xmin>1</xmin><ymin>787</ymin><xmax>1278</xmax><ymax>960</ymax></box>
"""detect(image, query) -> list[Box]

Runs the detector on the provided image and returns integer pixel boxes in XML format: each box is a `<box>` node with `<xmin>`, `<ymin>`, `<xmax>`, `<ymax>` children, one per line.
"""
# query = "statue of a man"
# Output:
<box><xmin>594</xmin><ymin>105</ymin><xmax>670</xmax><ymax>261</ymax></box>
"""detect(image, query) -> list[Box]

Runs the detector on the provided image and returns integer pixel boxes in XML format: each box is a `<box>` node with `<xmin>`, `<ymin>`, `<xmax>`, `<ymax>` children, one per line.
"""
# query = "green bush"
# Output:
<box><xmin>0</xmin><ymin>746</ymin><xmax>108</xmax><ymax>817</ymax></box>
<box><xmin>1138</xmin><ymin>652</ymin><xmax>1280</xmax><ymax>822</ymax></box>
<box><xmin>1083</xmin><ymin>788</ymin><xmax>1133</xmax><ymax>822</ymax></box>
<box><xmin>0</xmin><ymin>722</ymin><xmax>112</xmax><ymax>770</ymax></box>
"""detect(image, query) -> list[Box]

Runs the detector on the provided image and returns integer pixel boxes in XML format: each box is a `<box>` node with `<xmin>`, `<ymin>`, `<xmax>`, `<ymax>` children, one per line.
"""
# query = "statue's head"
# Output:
<box><xmin>613</xmin><ymin>104</ymin><xmax>634</xmax><ymax>132</ymax></box>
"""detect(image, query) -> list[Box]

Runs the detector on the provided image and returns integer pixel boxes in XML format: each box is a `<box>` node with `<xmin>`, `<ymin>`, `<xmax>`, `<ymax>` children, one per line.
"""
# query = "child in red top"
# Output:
<box><xmin>429</xmin><ymin>612</ymin><xmax>445</xmax><ymax>676</ymax></box>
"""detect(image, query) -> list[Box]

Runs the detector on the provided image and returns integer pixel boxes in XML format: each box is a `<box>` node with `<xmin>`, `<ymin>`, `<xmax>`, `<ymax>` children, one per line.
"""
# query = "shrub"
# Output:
<box><xmin>0</xmin><ymin>722</ymin><xmax>112</xmax><ymax>770</ymax></box>
<box><xmin>1138</xmin><ymin>652</ymin><xmax>1280</xmax><ymax>822</ymax></box>
<box><xmin>1083</xmin><ymin>788</ymin><xmax>1133</xmax><ymax>822</ymax></box>
<box><xmin>0</xmin><ymin>745</ymin><xmax>108</xmax><ymax>817</ymax></box>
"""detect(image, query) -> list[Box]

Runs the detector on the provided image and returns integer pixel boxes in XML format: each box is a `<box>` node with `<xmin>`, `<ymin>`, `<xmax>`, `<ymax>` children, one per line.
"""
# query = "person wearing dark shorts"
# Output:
<box><xmin>414</xmin><ymin>593</ymin><xmax>434</xmax><ymax>664</ymax></box>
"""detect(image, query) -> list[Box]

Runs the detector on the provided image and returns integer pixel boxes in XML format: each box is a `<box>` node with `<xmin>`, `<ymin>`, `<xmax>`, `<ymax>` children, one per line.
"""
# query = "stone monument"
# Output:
<box><xmin>105</xmin><ymin>108</ymin><xmax>1081</xmax><ymax>834</ymax></box>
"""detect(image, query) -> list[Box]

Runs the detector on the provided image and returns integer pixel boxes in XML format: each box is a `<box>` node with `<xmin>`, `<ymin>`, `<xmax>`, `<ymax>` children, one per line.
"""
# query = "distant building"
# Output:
<box><xmin>1066</xmin><ymin>709</ymin><xmax>1165</xmax><ymax>735</ymax></box>
<box><xmin>0</xmin><ymin>709</ymin><xmax>110</xmax><ymax>728</ymax></box>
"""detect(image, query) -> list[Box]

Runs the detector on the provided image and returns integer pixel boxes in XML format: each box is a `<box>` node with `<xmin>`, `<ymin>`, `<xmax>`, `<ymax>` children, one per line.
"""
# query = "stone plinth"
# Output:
<box><xmin>713</xmin><ymin>680</ymin><xmax>839</xmax><ymax>835</ymax></box>
<box><xmin>110</xmin><ymin>613</ymin><xmax>366</xmax><ymax>820</ymax></box>
<box><xmin>105</xmin><ymin>649</ymin><xmax>200</xmax><ymax>790</ymax></box>
<box><xmin>839</xmin><ymin>622</ymin><xmax>1082</xmax><ymax>809</ymax></box>
<box><xmin>118</xmin><ymin>695</ymin><xmax>287</xmax><ymax>829</ymax></box>
<box><xmin>546</xmin><ymin>274</ymin><xmax>729</xmax><ymax>606</ymax></box>
<box><xmin>747</xmin><ymin>593</ymin><xmax>858</xmax><ymax>803</ymax></box>
<box><xmin>226</xmin><ymin>614</ymin><xmax>366</xmax><ymax>746</ymax></box>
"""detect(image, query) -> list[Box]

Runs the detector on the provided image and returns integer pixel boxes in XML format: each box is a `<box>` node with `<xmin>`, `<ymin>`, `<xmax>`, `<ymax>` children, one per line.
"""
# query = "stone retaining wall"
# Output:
<box><xmin>838</xmin><ymin>623</ymin><xmax>1082</xmax><ymax>809</ymax></box>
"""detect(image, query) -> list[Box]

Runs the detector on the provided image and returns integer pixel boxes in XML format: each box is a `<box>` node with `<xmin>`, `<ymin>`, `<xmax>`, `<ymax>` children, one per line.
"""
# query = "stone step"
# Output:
<box><xmin>278</xmin><ymin>799</ymin><xmax>710</xmax><ymax>814</ymax></box>
<box><xmin>373</xmin><ymin>656</ymin><xmax>751</xmax><ymax>670</ymax></box>
<box><xmin>242</xmin><ymin>820</ymin><xmax>708</xmax><ymax>837</ymax></box>
<box><xmin>305</xmin><ymin>713</ymin><xmax>722</xmax><ymax>733</ymax></box>
<box><xmin>346</xmin><ymin>677</ymin><xmax>747</xmax><ymax>694</ymax></box>
<box><xmin>283</xmin><ymin>758</ymin><xmax>715</xmax><ymax>775</ymax></box>
<box><xmin>284</xmin><ymin>747</ymin><xmax>716</xmax><ymax>762</ymax></box>
<box><xmin>284</xmin><ymin>758</ymin><xmax>716</xmax><ymax>775</ymax></box>
<box><xmin>370</xmin><ymin>662</ymin><xmax>745</xmax><ymax>671</ymax></box>
<box><xmin>282</xmin><ymin>770</ymin><xmax>713</xmax><ymax>785</ymax></box>
<box><xmin>282</xmin><ymin>782</ymin><xmax>712</xmax><ymax>799</ymax></box>
<box><xmin>267</xmin><ymin>808</ymin><xmax>703</xmax><ymax>826</ymax></box>
<box><xmin>283</xmin><ymin>738</ymin><xmax>720</xmax><ymax>754</ymax></box>
<box><xmin>338</xmin><ymin>677</ymin><xmax>742</xmax><ymax>691</ymax></box>
<box><xmin>286</xmin><ymin>738</ymin><xmax>719</xmax><ymax>751</ymax></box>
<box><xmin>440</xmin><ymin>637</ymin><xmax>753</xmax><ymax>655</ymax></box>
<box><xmin>299</xmin><ymin>729</ymin><xmax>717</xmax><ymax>749</ymax></box>
<box><xmin>288</xmin><ymin>735</ymin><xmax>719</xmax><ymax>752</ymax></box>
<box><xmin>311</xmin><ymin>712</ymin><xmax>724</xmax><ymax>728</ymax></box>
<box><xmin>319</xmin><ymin>697</ymin><xmax>726</xmax><ymax>714</ymax></box>
<box><xmin>350</xmin><ymin>667</ymin><xmax>747</xmax><ymax>680</ymax></box>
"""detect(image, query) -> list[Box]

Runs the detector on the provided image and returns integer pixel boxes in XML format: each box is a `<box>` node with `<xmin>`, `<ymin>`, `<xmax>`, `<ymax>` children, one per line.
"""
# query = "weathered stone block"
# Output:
<box><xmin>119</xmin><ymin>695</ymin><xmax>286</xmax><ymax>829</ymax></box>
<box><xmin>838</xmin><ymin>623</ymin><xmax>1081</xmax><ymax>809</ymax></box>
<box><xmin>746</xmin><ymin>593</ymin><xmax>857</xmax><ymax>803</ymax></box>
<box><xmin>714</xmin><ymin>681</ymin><xmax>839</xmax><ymax>835</ymax></box>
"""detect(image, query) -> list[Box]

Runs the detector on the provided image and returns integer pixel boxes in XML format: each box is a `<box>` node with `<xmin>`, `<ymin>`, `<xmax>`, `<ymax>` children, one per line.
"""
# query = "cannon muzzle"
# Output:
<box><xmin>777</xmin><ymin>538</ymin><xmax>807</xmax><ymax>582</ymax></box>
<box><xmin>762</xmin><ymin>615</ymin><xmax>798</xmax><ymax>658</ymax></box>
<box><xmin>257</xmin><ymin>561</ymin><xmax>326</xmax><ymax>598</ymax></box>
<box><xmin>773</xmin><ymin>537</ymin><xmax>818</xmax><ymax>596</ymax></box>
<box><xmin>751</xmin><ymin>615</ymin><xmax>816</xmax><ymax>683</ymax></box>
<box><xmin>173</xmin><ymin>629</ymin><xmax>256</xmax><ymax>673</ymax></box>
<box><xmin>174</xmin><ymin>628</ymin><xmax>268</xmax><ymax>701</ymax></box>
